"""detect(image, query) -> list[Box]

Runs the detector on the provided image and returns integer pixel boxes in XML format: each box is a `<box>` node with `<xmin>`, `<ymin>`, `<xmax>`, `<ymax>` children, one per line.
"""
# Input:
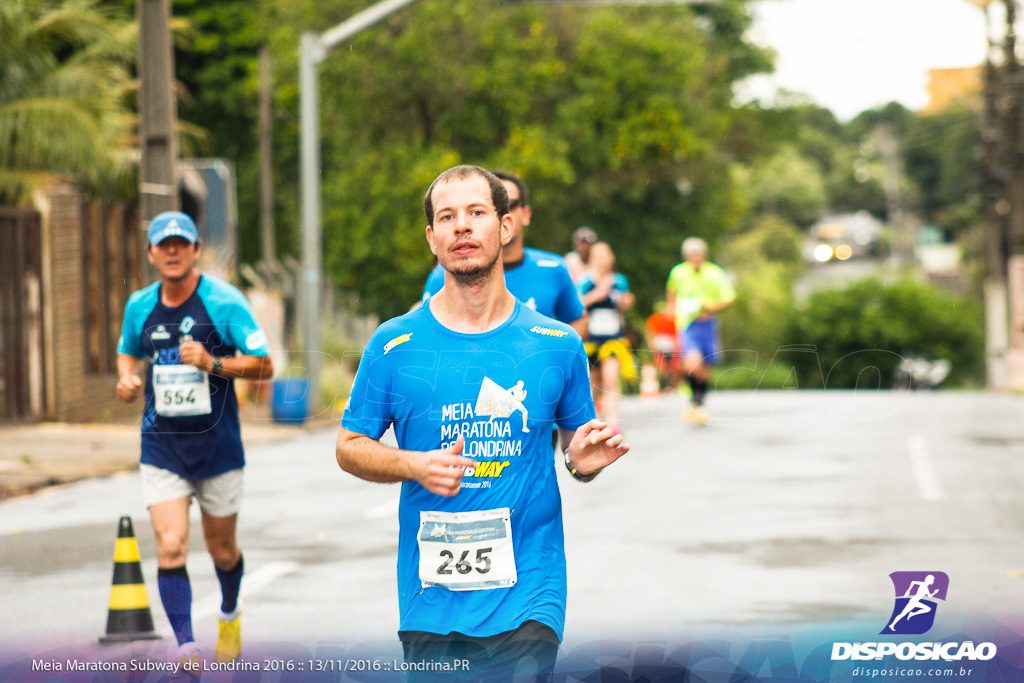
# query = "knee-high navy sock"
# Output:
<box><xmin>215</xmin><ymin>554</ymin><xmax>244</xmax><ymax>615</ymax></box>
<box><xmin>693</xmin><ymin>378</ymin><xmax>709</xmax><ymax>406</ymax></box>
<box><xmin>157</xmin><ymin>566</ymin><xmax>194</xmax><ymax>646</ymax></box>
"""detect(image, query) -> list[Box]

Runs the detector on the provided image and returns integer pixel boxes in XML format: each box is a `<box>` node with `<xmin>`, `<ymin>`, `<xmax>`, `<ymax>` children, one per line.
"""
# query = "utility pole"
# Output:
<box><xmin>259</xmin><ymin>45</ymin><xmax>275</xmax><ymax>269</ymax></box>
<box><xmin>876</xmin><ymin>123</ymin><xmax>914</xmax><ymax>266</ymax></box>
<box><xmin>1001</xmin><ymin>0</ymin><xmax>1024</xmax><ymax>388</ymax></box>
<box><xmin>981</xmin><ymin>0</ymin><xmax>1010</xmax><ymax>391</ymax></box>
<box><xmin>299</xmin><ymin>0</ymin><xmax>422</xmax><ymax>412</ymax></box>
<box><xmin>137</xmin><ymin>0</ymin><xmax>179</xmax><ymax>222</ymax></box>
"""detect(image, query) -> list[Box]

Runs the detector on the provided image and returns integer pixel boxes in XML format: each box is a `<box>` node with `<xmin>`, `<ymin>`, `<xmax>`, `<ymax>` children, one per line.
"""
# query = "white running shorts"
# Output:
<box><xmin>140</xmin><ymin>464</ymin><xmax>244</xmax><ymax>517</ymax></box>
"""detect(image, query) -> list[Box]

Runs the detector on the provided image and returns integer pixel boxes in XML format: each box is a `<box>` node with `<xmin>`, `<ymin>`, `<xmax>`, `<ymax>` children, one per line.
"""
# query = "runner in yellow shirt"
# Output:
<box><xmin>665</xmin><ymin>238</ymin><xmax>735</xmax><ymax>424</ymax></box>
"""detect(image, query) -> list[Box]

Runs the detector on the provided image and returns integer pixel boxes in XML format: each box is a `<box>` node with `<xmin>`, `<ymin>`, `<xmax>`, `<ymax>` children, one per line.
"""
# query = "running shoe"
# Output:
<box><xmin>215</xmin><ymin>601</ymin><xmax>243</xmax><ymax>663</ymax></box>
<box><xmin>176</xmin><ymin>643</ymin><xmax>201</xmax><ymax>680</ymax></box>
<box><xmin>683</xmin><ymin>405</ymin><xmax>709</xmax><ymax>425</ymax></box>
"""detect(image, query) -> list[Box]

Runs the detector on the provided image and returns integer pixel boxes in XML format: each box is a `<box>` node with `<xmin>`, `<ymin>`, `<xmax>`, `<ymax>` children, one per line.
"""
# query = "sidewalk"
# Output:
<box><xmin>0</xmin><ymin>409</ymin><xmax>340</xmax><ymax>500</ymax></box>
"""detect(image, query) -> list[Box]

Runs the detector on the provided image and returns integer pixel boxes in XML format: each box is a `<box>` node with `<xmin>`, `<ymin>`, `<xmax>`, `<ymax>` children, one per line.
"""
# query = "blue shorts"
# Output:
<box><xmin>679</xmin><ymin>318</ymin><xmax>720</xmax><ymax>365</ymax></box>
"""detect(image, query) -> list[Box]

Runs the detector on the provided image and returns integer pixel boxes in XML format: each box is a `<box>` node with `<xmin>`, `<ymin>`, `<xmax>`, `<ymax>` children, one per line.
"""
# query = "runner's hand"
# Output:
<box><xmin>178</xmin><ymin>341</ymin><xmax>212</xmax><ymax>370</ymax></box>
<box><xmin>566</xmin><ymin>419</ymin><xmax>629</xmax><ymax>477</ymax></box>
<box><xmin>416</xmin><ymin>435</ymin><xmax>477</xmax><ymax>497</ymax></box>
<box><xmin>115</xmin><ymin>374</ymin><xmax>142</xmax><ymax>402</ymax></box>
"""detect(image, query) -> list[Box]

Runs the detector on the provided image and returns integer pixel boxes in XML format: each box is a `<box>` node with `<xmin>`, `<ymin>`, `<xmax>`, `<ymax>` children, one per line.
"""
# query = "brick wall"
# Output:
<box><xmin>41</xmin><ymin>187</ymin><xmax>142</xmax><ymax>423</ymax></box>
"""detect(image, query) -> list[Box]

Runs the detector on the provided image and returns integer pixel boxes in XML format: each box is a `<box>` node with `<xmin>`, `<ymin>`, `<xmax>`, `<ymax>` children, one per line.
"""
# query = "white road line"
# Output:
<box><xmin>157</xmin><ymin>561</ymin><xmax>299</xmax><ymax>638</ymax></box>
<box><xmin>365</xmin><ymin>495</ymin><xmax>400</xmax><ymax>519</ymax></box>
<box><xmin>909</xmin><ymin>436</ymin><xmax>945</xmax><ymax>501</ymax></box>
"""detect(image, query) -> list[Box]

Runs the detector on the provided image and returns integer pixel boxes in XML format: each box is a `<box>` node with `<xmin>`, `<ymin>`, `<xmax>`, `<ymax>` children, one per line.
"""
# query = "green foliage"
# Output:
<box><xmin>902</xmin><ymin>106</ymin><xmax>983</xmax><ymax>233</ymax></box>
<box><xmin>718</xmin><ymin>216</ymin><xmax>803</xmax><ymax>371</ymax></box>
<box><xmin>789</xmin><ymin>278</ymin><xmax>984</xmax><ymax>389</ymax></box>
<box><xmin>261</xmin><ymin>0</ymin><xmax>771</xmax><ymax>319</ymax></box>
<box><xmin>0</xmin><ymin>0</ymin><xmax>137</xmax><ymax>204</ymax></box>
<box><xmin>731</xmin><ymin>145</ymin><xmax>827</xmax><ymax>228</ymax></box>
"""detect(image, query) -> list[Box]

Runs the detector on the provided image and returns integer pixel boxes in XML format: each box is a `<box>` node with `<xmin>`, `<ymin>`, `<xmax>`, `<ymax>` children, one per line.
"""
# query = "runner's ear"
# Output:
<box><xmin>499</xmin><ymin>214</ymin><xmax>514</xmax><ymax>247</ymax></box>
<box><xmin>426</xmin><ymin>225</ymin><xmax>437</xmax><ymax>255</ymax></box>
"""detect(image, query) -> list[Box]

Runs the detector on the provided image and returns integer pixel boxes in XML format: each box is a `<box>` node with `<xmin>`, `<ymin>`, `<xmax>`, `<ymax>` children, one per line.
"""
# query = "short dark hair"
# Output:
<box><xmin>424</xmin><ymin>165</ymin><xmax>510</xmax><ymax>224</ymax></box>
<box><xmin>491</xmin><ymin>170</ymin><xmax>529</xmax><ymax>208</ymax></box>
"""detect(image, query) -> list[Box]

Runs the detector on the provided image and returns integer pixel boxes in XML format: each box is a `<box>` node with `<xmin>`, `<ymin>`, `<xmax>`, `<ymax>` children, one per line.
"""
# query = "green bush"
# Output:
<box><xmin>718</xmin><ymin>217</ymin><xmax>803</xmax><ymax>366</ymax></box>
<box><xmin>789</xmin><ymin>278</ymin><xmax>984</xmax><ymax>389</ymax></box>
<box><xmin>712</xmin><ymin>357</ymin><xmax>801</xmax><ymax>390</ymax></box>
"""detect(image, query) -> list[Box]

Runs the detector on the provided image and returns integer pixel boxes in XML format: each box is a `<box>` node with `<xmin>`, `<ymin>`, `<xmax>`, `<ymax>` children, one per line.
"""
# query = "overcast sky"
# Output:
<box><xmin>738</xmin><ymin>0</ymin><xmax>991</xmax><ymax>121</ymax></box>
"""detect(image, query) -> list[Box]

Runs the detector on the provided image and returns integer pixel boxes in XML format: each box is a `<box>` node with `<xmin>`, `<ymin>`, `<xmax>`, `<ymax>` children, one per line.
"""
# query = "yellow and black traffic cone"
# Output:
<box><xmin>99</xmin><ymin>516</ymin><xmax>161</xmax><ymax>643</ymax></box>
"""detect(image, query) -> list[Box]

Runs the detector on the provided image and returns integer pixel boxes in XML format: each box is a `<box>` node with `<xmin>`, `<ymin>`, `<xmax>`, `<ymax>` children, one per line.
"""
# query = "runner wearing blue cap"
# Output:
<box><xmin>115</xmin><ymin>211</ymin><xmax>274</xmax><ymax>669</ymax></box>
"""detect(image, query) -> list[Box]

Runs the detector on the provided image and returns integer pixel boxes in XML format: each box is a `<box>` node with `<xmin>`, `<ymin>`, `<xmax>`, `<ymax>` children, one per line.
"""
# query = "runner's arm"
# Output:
<box><xmin>336</xmin><ymin>428</ymin><xmax>477</xmax><ymax>497</ymax></box>
<box><xmin>558</xmin><ymin>419</ymin><xmax>629</xmax><ymax>483</ymax></box>
<box><xmin>570</xmin><ymin>312</ymin><xmax>588</xmax><ymax>338</ymax></box>
<box><xmin>700</xmin><ymin>298</ymin><xmax>733</xmax><ymax>315</ymax></box>
<box><xmin>115</xmin><ymin>354</ymin><xmax>145</xmax><ymax>402</ymax></box>
<box><xmin>178</xmin><ymin>341</ymin><xmax>274</xmax><ymax>380</ymax></box>
<box><xmin>209</xmin><ymin>353</ymin><xmax>274</xmax><ymax>380</ymax></box>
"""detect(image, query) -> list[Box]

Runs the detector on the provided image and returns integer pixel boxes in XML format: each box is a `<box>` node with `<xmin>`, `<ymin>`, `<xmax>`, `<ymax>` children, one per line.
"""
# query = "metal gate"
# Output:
<box><xmin>0</xmin><ymin>208</ymin><xmax>45</xmax><ymax>421</ymax></box>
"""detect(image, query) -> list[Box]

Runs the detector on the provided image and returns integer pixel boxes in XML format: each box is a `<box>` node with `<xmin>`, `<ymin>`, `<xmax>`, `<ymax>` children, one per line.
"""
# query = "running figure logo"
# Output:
<box><xmin>474</xmin><ymin>377</ymin><xmax>530</xmax><ymax>433</ymax></box>
<box><xmin>881</xmin><ymin>571</ymin><xmax>949</xmax><ymax>635</ymax></box>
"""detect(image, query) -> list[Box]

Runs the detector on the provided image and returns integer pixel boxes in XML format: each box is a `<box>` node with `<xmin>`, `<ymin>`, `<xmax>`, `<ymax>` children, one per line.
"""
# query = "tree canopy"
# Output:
<box><xmin>0</xmin><ymin>0</ymin><xmax>136</xmax><ymax>204</ymax></box>
<box><xmin>265</xmin><ymin>0</ymin><xmax>772</xmax><ymax>318</ymax></box>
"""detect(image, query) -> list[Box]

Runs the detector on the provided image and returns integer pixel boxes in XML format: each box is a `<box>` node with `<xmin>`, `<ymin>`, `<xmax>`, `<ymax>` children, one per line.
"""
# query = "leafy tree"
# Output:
<box><xmin>901</xmin><ymin>106</ymin><xmax>983</xmax><ymax>233</ymax></box>
<box><xmin>0</xmin><ymin>0</ymin><xmax>136</xmax><ymax>204</ymax></box>
<box><xmin>731</xmin><ymin>145</ymin><xmax>827</xmax><ymax>228</ymax></box>
<box><xmin>290</xmin><ymin>0</ymin><xmax>771</xmax><ymax>318</ymax></box>
<box><xmin>717</xmin><ymin>216</ymin><xmax>803</xmax><ymax>371</ymax></box>
<box><xmin>789</xmin><ymin>278</ymin><xmax>984</xmax><ymax>389</ymax></box>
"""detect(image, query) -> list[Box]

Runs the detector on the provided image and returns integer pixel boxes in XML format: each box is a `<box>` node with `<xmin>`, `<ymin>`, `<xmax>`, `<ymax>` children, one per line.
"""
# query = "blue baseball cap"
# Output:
<box><xmin>147</xmin><ymin>211</ymin><xmax>198</xmax><ymax>246</ymax></box>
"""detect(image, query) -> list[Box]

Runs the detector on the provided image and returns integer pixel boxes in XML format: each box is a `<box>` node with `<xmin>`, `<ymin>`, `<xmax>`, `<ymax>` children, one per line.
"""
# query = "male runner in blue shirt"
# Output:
<box><xmin>421</xmin><ymin>171</ymin><xmax>587</xmax><ymax>338</ymax></box>
<box><xmin>115</xmin><ymin>211</ymin><xmax>273</xmax><ymax>668</ymax></box>
<box><xmin>337</xmin><ymin>166</ymin><xmax>628</xmax><ymax>681</ymax></box>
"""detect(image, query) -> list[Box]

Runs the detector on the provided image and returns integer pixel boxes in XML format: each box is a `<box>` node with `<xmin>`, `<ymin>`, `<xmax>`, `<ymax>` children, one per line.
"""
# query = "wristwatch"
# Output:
<box><xmin>563</xmin><ymin>449</ymin><xmax>597</xmax><ymax>482</ymax></box>
<box><xmin>210</xmin><ymin>358</ymin><xmax>223</xmax><ymax>376</ymax></box>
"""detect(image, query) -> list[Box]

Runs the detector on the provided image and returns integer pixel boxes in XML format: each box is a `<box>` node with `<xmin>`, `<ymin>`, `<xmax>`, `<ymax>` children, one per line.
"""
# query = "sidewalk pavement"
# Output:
<box><xmin>0</xmin><ymin>409</ymin><xmax>340</xmax><ymax>500</ymax></box>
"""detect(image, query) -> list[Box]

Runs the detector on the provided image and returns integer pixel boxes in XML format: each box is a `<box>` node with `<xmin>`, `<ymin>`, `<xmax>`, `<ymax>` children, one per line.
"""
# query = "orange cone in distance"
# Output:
<box><xmin>99</xmin><ymin>516</ymin><xmax>161</xmax><ymax>643</ymax></box>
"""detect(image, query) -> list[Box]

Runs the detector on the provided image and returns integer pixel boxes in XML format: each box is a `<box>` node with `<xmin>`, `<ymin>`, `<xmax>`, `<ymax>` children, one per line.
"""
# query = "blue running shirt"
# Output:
<box><xmin>117</xmin><ymin>275</ymin><xmax>271</xmax><ymax>480</ymax></box>
<box><xmin>341</xmin><ymin>300</ymin><xmax>595</xmax><ymax>640</ymax></box>
<box><xmin>422</xmin><ymin>248</ymin><xmax>585</xmax><ymax>324</ymax></box>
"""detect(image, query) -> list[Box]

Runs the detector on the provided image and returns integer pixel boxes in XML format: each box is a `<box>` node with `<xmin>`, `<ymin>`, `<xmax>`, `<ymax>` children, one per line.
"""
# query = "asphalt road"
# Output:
<box><xmin>2</xmin><ymin>390</ymin><xmax>1023</xmax><ymax>671</ymax></box>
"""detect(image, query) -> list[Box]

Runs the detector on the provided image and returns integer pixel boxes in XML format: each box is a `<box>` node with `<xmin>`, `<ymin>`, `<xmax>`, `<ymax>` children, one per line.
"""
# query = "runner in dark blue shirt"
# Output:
<box><xmin>116</xmin><ymin>211</ymin><xmax>273</xmax><ymax>668</ymax></box>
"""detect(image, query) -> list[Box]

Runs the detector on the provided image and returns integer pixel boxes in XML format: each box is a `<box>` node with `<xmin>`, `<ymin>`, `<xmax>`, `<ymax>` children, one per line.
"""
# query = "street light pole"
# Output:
<box><xmin>298</xmin><ymin>0</ymin><xmax>422</xmax><ymax>413</ymax></box>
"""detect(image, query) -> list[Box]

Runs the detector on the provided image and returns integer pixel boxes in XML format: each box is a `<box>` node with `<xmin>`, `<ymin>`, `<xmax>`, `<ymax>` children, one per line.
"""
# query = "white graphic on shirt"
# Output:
<box><xmin>474</xmin><ymin>377</ymin><xmax>529</xmax><ymax>433</ymax></box>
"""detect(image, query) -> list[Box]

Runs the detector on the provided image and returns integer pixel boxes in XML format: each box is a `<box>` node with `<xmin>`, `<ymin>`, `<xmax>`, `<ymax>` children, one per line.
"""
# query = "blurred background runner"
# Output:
<box><xmin>565</xmin><ymin>226</ymin><xmax>597</xmax><ymax>288</ymax></box>
<box><xmin>579</xmin><ymin>242</ymin><xmax>634</xmax><ymax>433</ymax></box>
<box><xmin>665</xmin><ymin>237</ymin><xmax>735</xmax><ymax>425</ymax></box>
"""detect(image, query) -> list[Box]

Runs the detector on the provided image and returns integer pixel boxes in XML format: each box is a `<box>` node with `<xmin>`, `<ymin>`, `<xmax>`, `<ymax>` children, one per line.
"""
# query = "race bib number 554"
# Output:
<box><xmin>152</xmin><ymin>364</ymin><xmax>212</xmax><ymax>417</ymax></box>
<box><xmin>418</xmin><ymin>508</ymin><xmax>516</xmax><ymax>591</ymax></box>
